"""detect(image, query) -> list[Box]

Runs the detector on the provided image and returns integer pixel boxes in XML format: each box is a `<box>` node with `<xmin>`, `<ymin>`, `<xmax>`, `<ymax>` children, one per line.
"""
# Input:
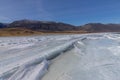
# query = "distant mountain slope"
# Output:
<box><xmin>81</xmin><ymin>23</ymin><xmax>120</xmax><ymax>32</ymax></box>
<box><xmin>0</xmin><ymin>20</ymin><xmax>120</xmax><ymax>36</ymax></box>
<box><xmin>8</xmin><ymin>20</ymin><xmax>77</xmax><ymax>31</ymax></box>
<box><xmin>0</xmin><ymin>23</ymin><xmax>7</xmax><ymax>28</ymax></box>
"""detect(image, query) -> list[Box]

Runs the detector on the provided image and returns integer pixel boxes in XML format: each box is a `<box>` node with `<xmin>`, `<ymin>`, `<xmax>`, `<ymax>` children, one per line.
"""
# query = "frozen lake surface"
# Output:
<box><xmin>0</xmin><ymin>33</ymin><xmax>120</xmax><ymax>80</ymax></box>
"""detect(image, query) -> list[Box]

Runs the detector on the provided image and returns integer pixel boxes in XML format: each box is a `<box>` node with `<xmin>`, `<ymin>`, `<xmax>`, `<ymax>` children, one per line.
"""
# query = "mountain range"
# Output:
<box><xmin>0</xmin><ymin>19</ymin><xmax>120</xmax><ymax>36</ymax></box>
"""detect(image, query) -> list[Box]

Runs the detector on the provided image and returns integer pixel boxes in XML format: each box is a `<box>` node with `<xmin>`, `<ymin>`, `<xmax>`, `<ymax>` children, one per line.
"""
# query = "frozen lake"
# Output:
<box><xmin>0</xmin><ymin>33</ymin><xmax>120</xmax><ymax>80</ymax></box>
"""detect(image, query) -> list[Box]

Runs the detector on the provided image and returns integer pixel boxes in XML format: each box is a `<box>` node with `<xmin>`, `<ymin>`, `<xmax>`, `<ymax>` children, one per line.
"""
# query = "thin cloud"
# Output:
<box><xmin>35</xmin><ymin>0</ymin><xmax>55</xmax><ymax>20</ymax></box>
<box><xmin>0</xmin><ymin>16</ymin><xmax>12</xmax><ymax>22</ymax></box>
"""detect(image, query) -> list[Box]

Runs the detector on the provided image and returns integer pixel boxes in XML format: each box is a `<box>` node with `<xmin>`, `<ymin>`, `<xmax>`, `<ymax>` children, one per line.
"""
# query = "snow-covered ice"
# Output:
<box><xmin>1</xmin><ymin>33</ymin><xmax>120</xmax><ymax>80</ymax></box>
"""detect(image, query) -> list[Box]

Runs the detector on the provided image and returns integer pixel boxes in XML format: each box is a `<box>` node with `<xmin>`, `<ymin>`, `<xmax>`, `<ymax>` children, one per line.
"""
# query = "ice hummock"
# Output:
<box><xmin>1</xmin><ymin>33</ymin><xmax>120</xmax><ymax>80</ymax></box>
<box><xmin>0</xmin><ymin>35</ymin><xmax>77</xmax><ymax>80</ymax></box>
<box><xmin>42</xmin><ymin>33</ymin><xmax>120</xmax><ymax>80</ymax></box>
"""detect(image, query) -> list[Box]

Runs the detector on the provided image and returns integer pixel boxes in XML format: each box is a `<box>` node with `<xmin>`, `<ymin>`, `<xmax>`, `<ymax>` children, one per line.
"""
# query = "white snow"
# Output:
<box><xmin>1</xmin><ymin>33</ymin><xmax>120</xmax><ymax>80</ymax></box>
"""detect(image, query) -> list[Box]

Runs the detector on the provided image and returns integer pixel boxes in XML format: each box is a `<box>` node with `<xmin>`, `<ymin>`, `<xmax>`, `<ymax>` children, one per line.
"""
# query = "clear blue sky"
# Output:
<box><xmin>0</xmin><ymin>0</ymin><xmax>120</xmax><ymax>25</ymax></box>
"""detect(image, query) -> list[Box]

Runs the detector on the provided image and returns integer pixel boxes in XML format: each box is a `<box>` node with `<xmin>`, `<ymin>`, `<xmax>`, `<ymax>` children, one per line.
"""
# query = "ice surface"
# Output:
<box><xmin>1</xmin><ymin>33</ymin><xmax>120</xmax><ymax>80</ymax></box>
<box><xmin>42</xmin><ymin>33</ymin><xmax>120</xmax><ymax>80</ymax></box>
<box><xmin>0</xmin><ymin>35</ymin><xmax>78</xmax><ymax>80</ymax></box>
